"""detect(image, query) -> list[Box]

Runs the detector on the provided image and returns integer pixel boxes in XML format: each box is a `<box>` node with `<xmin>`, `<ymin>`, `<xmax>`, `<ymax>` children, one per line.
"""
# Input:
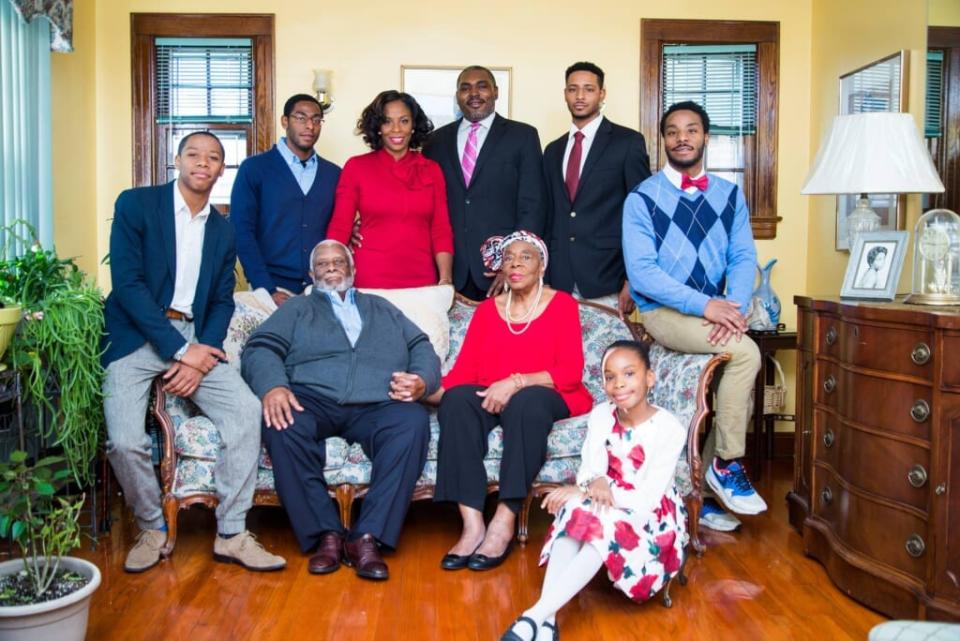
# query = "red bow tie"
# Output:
<box><xmin>680</xmin><ymin>174</ymin><xmax>708</xmax><ymax>191</ymax></box>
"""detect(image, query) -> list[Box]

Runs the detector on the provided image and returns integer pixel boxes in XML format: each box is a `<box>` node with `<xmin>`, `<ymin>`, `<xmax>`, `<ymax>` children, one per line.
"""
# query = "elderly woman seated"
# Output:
<box><xmin>427</xmin><ymin>231</ymin><xmax>593</xmax><ymax>571</ymax></box>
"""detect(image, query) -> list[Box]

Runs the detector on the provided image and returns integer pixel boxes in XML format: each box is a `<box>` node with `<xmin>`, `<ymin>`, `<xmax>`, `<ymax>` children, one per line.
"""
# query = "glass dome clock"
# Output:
<box><xmin>905</xmin><ymin>208</ymin><xmax>960</xmax><ymax>305</ymax></box>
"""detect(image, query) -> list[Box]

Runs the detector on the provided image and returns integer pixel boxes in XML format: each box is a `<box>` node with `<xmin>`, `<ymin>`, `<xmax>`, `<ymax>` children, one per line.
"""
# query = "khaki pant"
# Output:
<box><xmin>640</xmin><ymin>306</ymin><xmax>760</xmax><ymax>461</ymax></box>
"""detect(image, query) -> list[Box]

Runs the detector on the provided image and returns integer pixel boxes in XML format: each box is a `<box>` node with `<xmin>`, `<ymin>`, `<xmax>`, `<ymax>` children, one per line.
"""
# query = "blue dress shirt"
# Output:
<box><xmin>276</xmin><ymin>137</ymin><xmax>319</xmax><ymax>195</ymax></box>
<box><xmin>323</xmin><ymin>288</ymin><xmax>362</xmax><ymax>346</ymax></box>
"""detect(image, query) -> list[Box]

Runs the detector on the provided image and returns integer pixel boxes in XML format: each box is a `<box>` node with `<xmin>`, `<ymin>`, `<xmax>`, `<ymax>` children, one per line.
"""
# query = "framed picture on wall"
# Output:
<box><xmin>835</xmin><ymin>50</ymin><xmax>910</xmax><ymax>251</ymax></box>
<box><xmin>400</xmin><ymin>65</ymin><xmax>512</xmax><ymax>128</ymax></box>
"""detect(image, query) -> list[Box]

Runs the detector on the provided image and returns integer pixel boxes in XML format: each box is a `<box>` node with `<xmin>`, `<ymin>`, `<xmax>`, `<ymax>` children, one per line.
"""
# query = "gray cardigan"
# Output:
<box><xmin>241</xmin><ymin>289</ymin><xmax>441</xmax><ymax>403</ymax></box>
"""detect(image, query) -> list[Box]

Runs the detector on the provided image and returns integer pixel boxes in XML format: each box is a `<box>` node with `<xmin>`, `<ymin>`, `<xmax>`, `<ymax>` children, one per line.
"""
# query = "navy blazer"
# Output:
<box><xmin>543</xmin><ymin>118</ymin><xmax>650</xmax><ymax>298</ymax></box>
<box><xmin>102</xmin><ymin>182</ymin><xmax>237</xmax><ymax>367</ymax></box>
<box><xmin>423</xmin><ymin>114</ymin><xmax>545</xmax><ymax>292</ymax></box>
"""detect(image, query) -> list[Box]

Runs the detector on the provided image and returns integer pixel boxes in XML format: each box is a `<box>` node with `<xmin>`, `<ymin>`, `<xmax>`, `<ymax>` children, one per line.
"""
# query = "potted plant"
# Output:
<box><xmin>0</xmin><ymin>451</ymin><xmax>100</xmax><ymax>641</ymax></box>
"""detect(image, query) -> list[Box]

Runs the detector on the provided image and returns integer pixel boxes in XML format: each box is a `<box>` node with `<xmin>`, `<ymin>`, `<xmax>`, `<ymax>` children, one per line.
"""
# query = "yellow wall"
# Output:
<box><xmin>930</xmin><ymin>0</ymin><xmax>960</xmax><ymax>26</ymax></box>
<box><xmin>806</xmin><ymin>0</ymin><xmax>929</xmax><ymax>296</ymax></box>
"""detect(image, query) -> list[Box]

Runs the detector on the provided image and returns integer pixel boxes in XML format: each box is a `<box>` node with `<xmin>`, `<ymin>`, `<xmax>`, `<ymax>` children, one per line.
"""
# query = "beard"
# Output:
<box><xmin>314</xmin><ymin>273</ymin><xmax>354</xmax><ymax>293</ymax></box>
<box><xmin>665</xmin><ymin>143</ymin><xmax>705</xmax><ymax>169</ymax></box>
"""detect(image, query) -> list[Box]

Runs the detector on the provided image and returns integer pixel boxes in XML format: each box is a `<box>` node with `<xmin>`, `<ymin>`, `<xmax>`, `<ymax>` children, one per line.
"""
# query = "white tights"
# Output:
<box><xmin>509</xmin><ymin>535</ymin><xmax>604</xmax><ymax>641</ymax></box>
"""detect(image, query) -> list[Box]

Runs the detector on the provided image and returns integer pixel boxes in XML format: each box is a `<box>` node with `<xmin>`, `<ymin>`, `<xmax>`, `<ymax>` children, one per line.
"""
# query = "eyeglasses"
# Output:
<box><xmin>289</xmin><ymin>113</ymin><xmax>324</xmax><ymax>126</ymax></box>
<box><xmin>315</xmin><ymin>257</ymin><xmax>348</xmax><ymax>270</ymax></box>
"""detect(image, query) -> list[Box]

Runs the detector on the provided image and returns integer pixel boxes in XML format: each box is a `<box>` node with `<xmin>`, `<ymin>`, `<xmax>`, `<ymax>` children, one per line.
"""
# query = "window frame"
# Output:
<box><xmin>641</xmin><ymin>19</ymin><xmax>781</xmax><ymax>239</ymax></box>
<box><xmin>928</xmin><ymin>26</ymin><xmax>960</xmax><ymax>214</ymax></box>
<box><xmin>130</xmin><ymin>14</ymin><xmax>275</xmax><ymax>208</ymax></box>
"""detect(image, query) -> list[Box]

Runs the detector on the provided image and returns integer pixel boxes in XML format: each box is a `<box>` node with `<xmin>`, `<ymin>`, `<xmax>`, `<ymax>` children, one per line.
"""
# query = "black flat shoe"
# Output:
<box><xmin>441</xmin><ymin>544</ymin><xmax>481</xmax><ymax>570</ymax></box>
<box><xmin>467</xmin><ymin>541</ymin><xmax>514</xmax><ymax>571</ymax></box>
<box><xmin>499</xmin><ymin>616</ymin><xmax>537</xmax><ymax>641</ymax></box>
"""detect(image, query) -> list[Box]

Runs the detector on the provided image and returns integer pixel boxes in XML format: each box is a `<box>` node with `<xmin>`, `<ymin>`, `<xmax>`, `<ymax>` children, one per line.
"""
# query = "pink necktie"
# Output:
<box><xmin>461</xmin><ymin>122</ymin><xmax>481</xmax><ymax>187</ymax></box>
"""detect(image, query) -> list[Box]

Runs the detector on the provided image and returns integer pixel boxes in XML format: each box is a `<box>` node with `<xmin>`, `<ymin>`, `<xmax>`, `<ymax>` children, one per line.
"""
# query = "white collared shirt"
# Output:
<box><xmin>661</xmin><ymin>162</ymin><xmax>707</xmax><ymax>194</ymax></box>
<box><xmin>457</xmin><ymin>111</ymin><xmax>497</xmax><ymax>162</ymax></box>
<box><xmin>562</xmin><ymin>115</ymin><xmax>605</xmax><ymax>178</ymax></box>
<box><xmin>169</xmin><ymin>182</ymin><xmax>210</xmax><ymax>317</ymax></box>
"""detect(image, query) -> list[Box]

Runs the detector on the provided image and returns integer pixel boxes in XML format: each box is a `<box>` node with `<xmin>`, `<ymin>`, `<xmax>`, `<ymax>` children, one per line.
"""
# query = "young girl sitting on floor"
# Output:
<box><xmin>500</xmin><ymin>340</ymin><xmax>688</xmax><ymax>641</ymax></box>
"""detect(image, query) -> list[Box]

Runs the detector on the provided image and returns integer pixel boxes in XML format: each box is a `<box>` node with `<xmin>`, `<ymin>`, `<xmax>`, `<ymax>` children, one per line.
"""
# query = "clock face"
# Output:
<box><xmin>918</xmin><ymin>227</ymin><xmax>951</xmax><ymax>261</ymax></box>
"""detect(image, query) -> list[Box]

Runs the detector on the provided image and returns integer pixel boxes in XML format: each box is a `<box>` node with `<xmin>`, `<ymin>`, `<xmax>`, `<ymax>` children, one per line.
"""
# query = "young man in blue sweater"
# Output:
<box><xmin>230</xmin><ymin>94</ymin><xmax>340</xmax><ymax>306</ymax></box>
<box><xmin>623</xmin><ymin>101</ymin><xmax>766</xmax><ymax>526</ymax></box>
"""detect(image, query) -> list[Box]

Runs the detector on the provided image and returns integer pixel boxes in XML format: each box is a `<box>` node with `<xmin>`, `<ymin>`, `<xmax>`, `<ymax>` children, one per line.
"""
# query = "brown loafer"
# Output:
<box><xmin>308</xmin><ymin>532</ymin><xmax>344</xmax><ymax>575</ymax></box>
<box><xmin>343</xmin><ymin>533</ymin><xmax>389</xmax><ymax>581</ymax></box>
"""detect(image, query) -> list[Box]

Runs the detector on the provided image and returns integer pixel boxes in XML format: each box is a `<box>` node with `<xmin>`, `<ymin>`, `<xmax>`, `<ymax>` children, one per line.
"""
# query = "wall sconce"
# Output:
<box><xmin>313</xmin><ymin>69</ymin><xmax>334</xmax><ymax>113</ymax></box>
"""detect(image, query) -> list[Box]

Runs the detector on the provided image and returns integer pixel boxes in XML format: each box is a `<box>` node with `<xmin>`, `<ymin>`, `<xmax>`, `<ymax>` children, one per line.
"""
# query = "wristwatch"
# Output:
<box><xmin>173</xmin><ymin>343</ymin><xmax>189</xmax><ymax>362</ymax></box>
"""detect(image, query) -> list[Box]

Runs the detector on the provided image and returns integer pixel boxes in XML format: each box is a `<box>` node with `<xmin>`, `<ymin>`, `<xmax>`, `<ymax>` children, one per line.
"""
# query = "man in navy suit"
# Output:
<box><xmin>103</xmin><ymin>132</ymin><xmax>286</xmax><ymax>573</ymax></box>
<box><xmin>543</xmin><ymin>61</ymin><xmax>651</xmax><ymax>317</ymax></box>
<box><xmin>423</xmin><ymin>66</ymin><xmax>545</xmax><ymax>299</ymax></box>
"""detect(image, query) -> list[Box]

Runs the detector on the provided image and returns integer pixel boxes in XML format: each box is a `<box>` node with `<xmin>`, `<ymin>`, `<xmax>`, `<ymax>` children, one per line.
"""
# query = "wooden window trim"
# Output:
<box><xmin>130</xmin><ymin>13</ymin><xmax>275</xmax><ymax>189</ymax></box>
<box><xmin>641</xmin><ymin>19</ymin><xmax>781</xmax><ymax>239</ymax></box>
<box><xmin>928</xmin><ymin>26</ymin><xmax>960</xmax><ymax>213</ymax></box>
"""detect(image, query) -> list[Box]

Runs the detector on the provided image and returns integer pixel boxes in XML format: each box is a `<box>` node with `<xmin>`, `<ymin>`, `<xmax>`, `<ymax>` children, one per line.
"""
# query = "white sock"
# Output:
<box><xmin>520</xmin><ymin>542</ymin><xmax>603</xmax><ymax>632</ymax></box>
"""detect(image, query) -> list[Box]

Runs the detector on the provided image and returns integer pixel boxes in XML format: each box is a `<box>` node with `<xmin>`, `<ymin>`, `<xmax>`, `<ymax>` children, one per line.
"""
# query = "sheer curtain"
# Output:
<box><xmin>0</xmin><ymin>0</ymin><xmax>52</xmax><ymax>253</ymax></box>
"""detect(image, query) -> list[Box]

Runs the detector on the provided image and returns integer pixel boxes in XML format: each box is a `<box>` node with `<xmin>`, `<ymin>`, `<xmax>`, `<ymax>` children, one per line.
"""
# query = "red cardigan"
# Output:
<box><xmin>443</xmin><ymin>292</ymin><xmax>593</xmax><ymax>416</ymax></box>
<box><xmin>326</xmin><ymin>149</ymin><xmax>453</xmax><ymax>288</ymax></box>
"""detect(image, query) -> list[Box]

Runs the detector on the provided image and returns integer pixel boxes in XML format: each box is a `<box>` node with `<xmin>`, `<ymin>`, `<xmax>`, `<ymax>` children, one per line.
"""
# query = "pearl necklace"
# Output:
<box><xmin>505</xmin><ymin>279</ymin><xmax>544</xmax><ymax>335</ymax></box>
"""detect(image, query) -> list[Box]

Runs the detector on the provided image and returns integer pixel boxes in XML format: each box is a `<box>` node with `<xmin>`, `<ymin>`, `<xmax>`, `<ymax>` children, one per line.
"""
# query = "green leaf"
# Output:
<box><xmin>34</xmin><ymin>482</ymin><xmax>54</xmax><ymax>496</ymax></box>
<box><xmin>0</xmin><ymin>516</ymin><xmax>9</xmax><ymax>537</ymax></box>
<box><xmin>8</xmin><ymin>451</ymin><xmax>27</xmax><ymax>463</ymax></box>
<box><xmin>34</xmin><ymin>456</ymin><xmax>63</xmax><ymax>468</ymax></box>
<box><xmin>11</xmin><ymin>520</ymin><xmax>24</xmax><ymax>541</ymax></box>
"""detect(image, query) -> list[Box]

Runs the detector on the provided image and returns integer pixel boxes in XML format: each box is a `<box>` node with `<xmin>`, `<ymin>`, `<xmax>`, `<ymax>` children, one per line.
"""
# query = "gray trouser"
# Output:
<box><xmin>103</xmin><ymin>320</ymin><xmax>261</xmax><ymax>535</ymax></box>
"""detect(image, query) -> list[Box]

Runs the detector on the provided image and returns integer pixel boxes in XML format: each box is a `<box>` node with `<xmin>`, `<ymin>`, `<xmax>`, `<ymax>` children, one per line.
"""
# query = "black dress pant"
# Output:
<box><xmin>262</xmin><ymin>384</ymin><xmax>429</xmax><ymax>552</ymax></box>
<box><xmin>434</xmin><ymin>385</ymin><xmax>569</xmax><ymax>513</ymax></box>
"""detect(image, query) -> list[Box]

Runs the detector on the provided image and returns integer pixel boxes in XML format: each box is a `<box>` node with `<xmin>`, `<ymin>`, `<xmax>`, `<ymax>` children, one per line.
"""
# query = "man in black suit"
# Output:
<box><xmin>423</xmin><ymin>65</ymin><xmax>545</xmax><ymax>299</ymax></box>
<box><xmin>543</xmin><ymin>61</ymin><xmax>651</xmax><ymax>317</ymax></box>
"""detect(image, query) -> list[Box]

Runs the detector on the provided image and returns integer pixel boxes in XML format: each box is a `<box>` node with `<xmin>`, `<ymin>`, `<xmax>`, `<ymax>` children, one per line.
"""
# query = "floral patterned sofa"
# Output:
<box><xmin>150</xmin><ymin>296</ymin><xmax>727</xmax><ymax>557</ymax></box>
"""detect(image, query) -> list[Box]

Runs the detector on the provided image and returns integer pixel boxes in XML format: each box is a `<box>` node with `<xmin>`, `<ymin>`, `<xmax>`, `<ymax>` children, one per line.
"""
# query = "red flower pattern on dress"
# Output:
<box><xmin>627</xmin><ymin>444</ymin><xmax>645</xmax><ymax>470</ymax></box>
<box><xmin>606</xmin><ymin>552</ymin><xmax>626</xmax><ymax>581</ymax></box>
<box><xmin>606</xmin><ymin>452</ymin><xmax>636</xmax><ymax>490</ymax></box>
<box><xmin>655</xmin><ymin>530</ymin><xmax>681</xmax><ymax>574</ymax></box>
<box><xmin>564</xmin><ymin>508</ymin><xmax>604</xmax><ymax>542</ymax></box>
<box><xmin>629</xmin><ymin>573</ymin><xmax>658</xmax><ymax>602</ymax></box>
<box><xmin>614</xmin><ymin>520</ymin><xmax>640</xmax><ymax>551</ymax></box>
<box><xmin>611</xmin><ymin>413</ymin><xmax>626</xmax><ymax>436</ymax></box>
<box><xmin>654</xmin><ymin>495</ymin><xmax>677</xmax><ymax>522</ymax></box>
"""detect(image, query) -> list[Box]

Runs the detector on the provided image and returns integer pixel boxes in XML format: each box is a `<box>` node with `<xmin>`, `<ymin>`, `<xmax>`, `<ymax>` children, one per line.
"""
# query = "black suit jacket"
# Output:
<box><xmin>543</xmin><ymin>118</ymin><xmax>650</xmax><ymax>299</ymax></box>
<box><xmin>102</xmin><ymin>182</ymin><xmax>237</xmax><ymax>366</ymax></box>
<box><xmin>423</xmin><ymin>114</ymin><xmax>545</xmax><ymax>292</ymax></box>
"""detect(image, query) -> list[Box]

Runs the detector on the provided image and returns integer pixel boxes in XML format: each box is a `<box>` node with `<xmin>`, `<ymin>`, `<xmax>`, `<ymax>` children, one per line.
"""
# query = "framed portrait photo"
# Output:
<box><xmin>840</xmin><ymin>230</ymin><xmax>909</xmax><ymax>300</ymax></box>
<box><xmin>400</xmin><ymin>65</ymin><xmax>512</xmax><ymax>129</ymax></box>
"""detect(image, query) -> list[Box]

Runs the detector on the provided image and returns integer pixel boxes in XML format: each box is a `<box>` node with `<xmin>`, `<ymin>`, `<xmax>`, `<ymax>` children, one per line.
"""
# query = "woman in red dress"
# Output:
<box><xmin>326</xmin><ymin>90</ymin><xmax>453</xmax><ymax>288</ymax></box>
<box><xmin>427</xmin><ymin>231</ymin><xmax>592</xmax><ymax>572</ymax></box>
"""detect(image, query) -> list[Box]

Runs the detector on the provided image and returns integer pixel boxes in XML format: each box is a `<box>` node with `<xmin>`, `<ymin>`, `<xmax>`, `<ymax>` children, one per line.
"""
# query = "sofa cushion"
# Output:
<box><xmin>358</xmin><ymin>284</ymin><xmax>454</xmax><ymax>362</ymax></box>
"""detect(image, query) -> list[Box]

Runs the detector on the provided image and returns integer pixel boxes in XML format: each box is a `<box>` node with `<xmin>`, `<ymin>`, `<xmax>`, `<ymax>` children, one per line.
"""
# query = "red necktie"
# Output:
<box><xmin>680</xmin><ymin>174</ymin><xmax>709</xmax><ymax>191</ymax></box>
<box><xmin>565</xmin><ymin>131</ymin><xmax>585</xmax><ymax>202</ymax></box>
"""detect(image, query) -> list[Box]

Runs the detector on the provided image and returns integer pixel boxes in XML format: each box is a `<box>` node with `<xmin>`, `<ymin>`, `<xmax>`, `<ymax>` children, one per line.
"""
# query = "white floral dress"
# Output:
<box><xmin>539</xmin><ymin>402</ymin><xmax>688</xmax><ymax>602</ymax></box>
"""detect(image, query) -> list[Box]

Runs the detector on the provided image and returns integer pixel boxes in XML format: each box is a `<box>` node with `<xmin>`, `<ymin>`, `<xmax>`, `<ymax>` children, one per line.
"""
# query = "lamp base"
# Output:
<box><xmin>846</xmin><ymin>196</ymin><xmax>881</xmax><ymax>250</ymax></box>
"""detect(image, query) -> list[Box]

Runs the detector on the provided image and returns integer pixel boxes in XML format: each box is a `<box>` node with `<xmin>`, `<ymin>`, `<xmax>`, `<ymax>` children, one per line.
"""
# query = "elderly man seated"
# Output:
<box><xmin>241</xmin><ymin>239</ymin><xmax>441</xmax><ymax>580</ymax></box>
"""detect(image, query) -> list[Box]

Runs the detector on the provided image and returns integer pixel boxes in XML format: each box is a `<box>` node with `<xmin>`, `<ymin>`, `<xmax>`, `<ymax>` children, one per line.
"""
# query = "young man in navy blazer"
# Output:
<box><xmin>423</xmin><ymin>66</ymin><xmax>546</xmax><ymax>299</ymax></box>
<box><xmin>103</xmin><ymin>132</ymin><xmax>286</xmax><ymax>573</ymax></box>
<box><xmin>543</xmin><ymin>61</ymin><xmax>651</xmax><ymax>318</ymax></box>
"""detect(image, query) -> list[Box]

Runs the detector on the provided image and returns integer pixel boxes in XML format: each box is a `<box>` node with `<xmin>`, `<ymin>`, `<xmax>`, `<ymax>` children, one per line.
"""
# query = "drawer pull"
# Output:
<box><xmin>823</xmin><ymin>375</ymin><xmax>837</xmax><ymax>394</ymax></box>
<box><xmin>936</xmin><ymin>483</ymin><xmax>947</xmax><ymax>496</ymax></box>
<box><xmin>905</xmin><ymin>534</ymin><xmax>926</xmax><ymax>558</ymax></box>
<box><xmin>822</xmin><ymin>430</ymin><xmax>835</xmax><ymax>448</ymax></box>
<box><xmin>910</xmin><ymin>399</ymin><xmax>930</xmax><ymax>423</ymax></box>
<box><xmin>911</xmin><ymin>342</ymin><xmax>931</xmax><ymax>365</ymax></box>
<box><xmin>907</xmin><ymin>464</ymin><xmax>928</xmax><ymax>488</ymax></box>
<box><xmin>825</xmin><ymin>326</ymin><xmax>838</xmax><ymax>346</ymax></box>
<box><xmin>821</xmin><ymin>486</ymin><xmax>833</xmax><ymax>505</ymax></box>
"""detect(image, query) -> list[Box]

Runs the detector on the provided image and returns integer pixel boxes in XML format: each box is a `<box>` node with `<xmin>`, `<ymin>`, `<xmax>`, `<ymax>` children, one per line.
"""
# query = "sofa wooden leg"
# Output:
<box><xmin>687</xmin><ymin>495</ymin><xmax>705</xmax><ymax>557</ymax></box>
<box><xmin>517</xmin><ymin>493</ymin><xmax>535</xmax><ymax>544</ymax></box>
<box><xmin>335</xmin><ymin>485</ymin><xmax>356</xmax><ymax>529</ymax></box>
<box><xmin>160</xmin><ymin>494</ymin><xmax>179</xmax><ymax>557</ymax></box>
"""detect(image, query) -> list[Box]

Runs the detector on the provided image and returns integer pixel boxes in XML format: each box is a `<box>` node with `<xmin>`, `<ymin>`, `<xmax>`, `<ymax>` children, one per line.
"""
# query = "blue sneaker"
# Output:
<box><xmin>705</xmin><ymin>458</ymin><xmax>768</xmax><ymax>515</ymax></box>
<box><xmin>699</xmin><ymin>498</ymin><xmax>742</xmax><ymax>532</ymax></box>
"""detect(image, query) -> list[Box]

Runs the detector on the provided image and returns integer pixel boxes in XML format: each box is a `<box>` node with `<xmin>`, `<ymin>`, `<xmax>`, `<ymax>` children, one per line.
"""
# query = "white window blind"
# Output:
<box><xmin>926</xmin><ymin>50</ymin><xmax>944</xmax><ymax>139</ymax></box>
<box><xmin>155</xmin><ymin>37</ymin><xmax>253</xmax><ymax>124</ymax></box>
<box><xmin>662</xmin><ymin>44</ymin><xmax>757</xmax><ymax>136</ymax></box>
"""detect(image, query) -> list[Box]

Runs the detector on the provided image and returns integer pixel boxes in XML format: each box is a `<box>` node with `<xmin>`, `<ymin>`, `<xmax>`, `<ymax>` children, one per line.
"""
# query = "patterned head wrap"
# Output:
<box><xmin>480</xmin><ymin>230</ymin><xmax>549</xmax><ymax>272</ymax></box>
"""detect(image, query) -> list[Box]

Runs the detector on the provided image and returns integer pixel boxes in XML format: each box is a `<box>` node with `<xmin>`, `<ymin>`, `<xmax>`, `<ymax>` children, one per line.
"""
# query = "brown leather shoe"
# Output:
<box><xmin>343</xmin><ymin>533</ymin><xmax>388</xmax><ymax>581</ymax></box>
<box><xmin>308</xmin><ymin>532</ymin><xmax>344</xmax><ymax>575</ymax></box>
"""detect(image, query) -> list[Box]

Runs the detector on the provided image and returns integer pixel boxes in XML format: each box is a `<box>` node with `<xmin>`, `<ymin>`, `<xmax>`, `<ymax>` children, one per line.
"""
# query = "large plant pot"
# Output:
<box><xmin>0</xmin><ymin>557</ymin><xmax>101</xmax><ymax>641</ymax></box>
<box><xmin>0</xmin><ymin>305</ymin><xmax>20</xmax><ymax>363</ymax></box>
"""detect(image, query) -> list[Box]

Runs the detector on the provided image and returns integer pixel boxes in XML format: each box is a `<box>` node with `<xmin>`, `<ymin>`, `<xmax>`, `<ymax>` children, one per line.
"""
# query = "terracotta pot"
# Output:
<box><xmin>0</xmin><ymin>557</ymin><xmax>101</xmax><ymax>641</ymax></box>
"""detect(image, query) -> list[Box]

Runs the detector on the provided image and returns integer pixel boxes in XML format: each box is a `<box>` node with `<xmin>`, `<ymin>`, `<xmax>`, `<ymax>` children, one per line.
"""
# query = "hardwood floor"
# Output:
<box><xmin>78</xmin><ymin>460</ymin><xmax>884</xmax><ymax>640</ymax></box>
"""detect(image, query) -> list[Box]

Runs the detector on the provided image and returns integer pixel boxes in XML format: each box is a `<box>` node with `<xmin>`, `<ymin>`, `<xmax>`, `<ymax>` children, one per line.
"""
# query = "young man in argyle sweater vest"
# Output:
<box><xmin>623</xmin><ymin>101</ymin><xmax>766</xmax><ymax>527</ymax></box>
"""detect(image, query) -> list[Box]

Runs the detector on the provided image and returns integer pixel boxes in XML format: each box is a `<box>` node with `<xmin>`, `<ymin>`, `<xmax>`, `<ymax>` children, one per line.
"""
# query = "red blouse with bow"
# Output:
<box><xmin>326</xmin><ymin>148</ymin><xmax>453</xmax><ymax>288</ymax></box>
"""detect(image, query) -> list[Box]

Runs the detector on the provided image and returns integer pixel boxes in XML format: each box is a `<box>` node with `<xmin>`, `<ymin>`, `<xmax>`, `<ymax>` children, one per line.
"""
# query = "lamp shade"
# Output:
<box><xmin>801</xmin><ymin>112</ymin><xmax>945</xmax><ymax>195</ymax></box>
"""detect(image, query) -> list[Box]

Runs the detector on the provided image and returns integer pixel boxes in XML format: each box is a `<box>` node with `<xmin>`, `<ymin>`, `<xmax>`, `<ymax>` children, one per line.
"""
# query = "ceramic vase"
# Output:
<box><xmin>753</xmin><ymin>259</ymin><xmax>781</xmax><ymax>328</ymax></box>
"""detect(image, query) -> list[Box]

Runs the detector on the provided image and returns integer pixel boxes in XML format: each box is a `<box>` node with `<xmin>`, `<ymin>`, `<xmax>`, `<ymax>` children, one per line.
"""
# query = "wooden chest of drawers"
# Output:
<box><xmin>790</xmin><ymin>296</ymin><xmax>960</xmax><ymax>621</ymax></box>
